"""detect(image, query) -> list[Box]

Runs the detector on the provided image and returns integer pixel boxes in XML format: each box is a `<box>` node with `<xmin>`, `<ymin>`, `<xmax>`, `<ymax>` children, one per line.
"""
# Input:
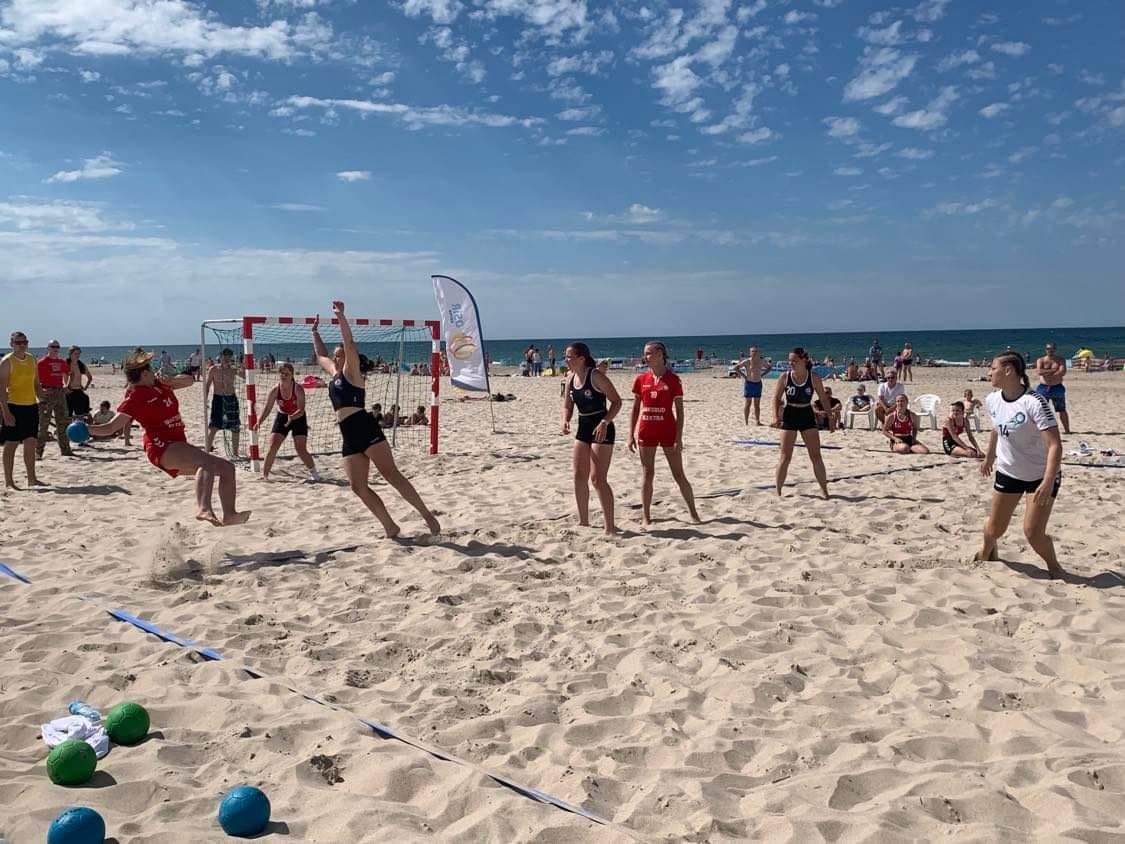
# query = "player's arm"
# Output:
<box><xmin>593</xmin><ymin>370</ymin><xmax>622</xmax><ymax>422</ymax></box>
<box><xmin>561</xmin><ymin>379</ymin><xmax>573</xmax><ymax>434</ymax></box>
<box><xmin>627</xmin><ymin>392</ymin><xmax>641</xmax><ymax>450</ymax></box>
<box><xmin>89</xmin><ymin>412</ymin><xmax>132</xmax><ymax>438</ymax></box>
<box><xmin>673</xmin><ymin>395</ymin><xmax>686</xmax><ymax>447</ymax></box>
<box><xmin>980</xmin><ymin>430</ymin><xmax>998</xmax><ymax>476</ymax></box>
<box><xmin>1033</xmin><ymin>426</ymin><xmax>1062</xmax><ymax>506</ymax></box>
<box><xmin>310</xmin><ymin>314</ymin><xmax>335</xmax><ymax>376</ymax></box>
<box><xmin>82</xmin><ymin>364</ymin><xmax>93</xmax><ymax>390</ymax></box>
<box><xmin>259</xmin><ymin>385</ymin><xmax>278</xmax><ymax>421</ymax></box>
<box><xmin>290</xmin><ymin>385</ymin><xmax>307</xmax><ymax>421</ymax></box>
<box><xmin>771</xmin><ymin>373</ymin><xmax>785</xmax><ymax>426</ymax></box>
<box><xmin>203</xmin><ymin>366</ymin><xmax>214</xmax><ymax>399</ymax></box>
<box><xmin>159</xmin><ymin>373</ymin><xmax>196</xmax><ymax>391</ymax></box>
<box><xmin>0</xmin><ymin>358</ymin><xmax>12</xmax><ymax>425</ymax></box>
<box><xmin>332</xmin><ymin>301</ymin><xmax>361</xmax><ymax>384</ymax></box>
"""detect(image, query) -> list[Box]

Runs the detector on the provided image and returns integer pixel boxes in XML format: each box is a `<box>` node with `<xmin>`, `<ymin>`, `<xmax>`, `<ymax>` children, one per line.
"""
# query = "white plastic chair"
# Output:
<box><xmin>845</xmin><ymin>402</ymin><xmax>876</xmax><ymax>430</ymax></box>
<box><xmin>966</xmin><ymin>408</ymin><xmax>983</xmax><ymax>432</ymax></box>
<box><xmin>915</xmin><ymin>394</ymin><xmax>941</xmax><ymax>430</ymax></box>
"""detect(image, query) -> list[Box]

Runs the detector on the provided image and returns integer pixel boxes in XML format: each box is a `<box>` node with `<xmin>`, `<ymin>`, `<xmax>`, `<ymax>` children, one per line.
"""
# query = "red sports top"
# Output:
<box><xmin>632</xmin><ymin>370</ymin><xmax>683</xmax><ymax>435</ymax></box>
<box><xmin>889</xmin><ymin>411</ymin><xmax>915</xmax><ymax>438</ymax></box>
<box><xmin>277</xmin><ymin>384</ymin><xmax>300</xmax><ymax>415</ymax></box>
<box><xmin>37</xmin><ymin>355</ymin><xmax>69</xmax><ymax>388</ymax></box>
<box><xmin>118</xmin><ymin>383</ymin><xmax>187</xmax><ymax>448</ymax></box>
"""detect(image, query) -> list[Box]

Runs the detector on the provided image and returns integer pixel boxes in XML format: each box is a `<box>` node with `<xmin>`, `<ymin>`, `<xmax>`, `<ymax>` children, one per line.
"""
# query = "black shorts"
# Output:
<box><xmin>781</xmin><ymin>404</ymin><xmax>817</xmax><ymax>432</ymax></box>
<box><xmin>994</xmin><ymin>471</ymin><xmax>1061</xmax><ymax>497</ymax></box>
<box><xmin>271</xmin><ymin>412</ymin><xmax>308</xmax><ymax>438</ymax></box>
<box><xmin>892</xmin><ymin>435</ymin><xmax>916</xmax><ymax>449</ymax></box>
<box><xmin>339</xmin><ymin>410</ymin><xmax>386</xmax><ymax>457</ymax></box>
<box><xmin>942</xmin><ymin>435</ymin><xmax>956</xmax><ymax>455</ymax></box>
<box><xmin>0</xmin><ymin>404</ymin><xmax>38</xmax><ymax>443</ymax></box>
<box><xmin>576</xmin><ymin>412</ymin><xmax>615</xmax><ymax>445</ymax></box>
<box><xmin>66</xmin><ymin>390</ymin><xmax>90</xmax><ymax>418</ymax></box>
<box><xmin>210</xmin><ymin>394</ymin><xmax>241</xmax><ymax>431</ymax></box>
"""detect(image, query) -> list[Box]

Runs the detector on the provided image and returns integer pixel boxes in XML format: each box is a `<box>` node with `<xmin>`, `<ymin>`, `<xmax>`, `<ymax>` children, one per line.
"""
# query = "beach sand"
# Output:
<box><xmin>2</xmin><ymin>365</ymin><xmax>1123</xmax><ymax>842</ymax></box>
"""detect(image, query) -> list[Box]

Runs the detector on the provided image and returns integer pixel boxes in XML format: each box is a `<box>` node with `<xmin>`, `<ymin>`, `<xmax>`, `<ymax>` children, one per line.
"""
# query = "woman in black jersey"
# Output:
<box><xmin>561</xmin><ymin>342</ymin><xmax>622</xmax><ymax>534</ymax></box>
<box><xmin>312</xmin><ymin>301</ymin><xmax>440</xmax><ymax>538</ymax></box>
<box><xmin>771</xmin><ymin>347</ymin><xmax>832</xmax><ymax>498</ymax></box>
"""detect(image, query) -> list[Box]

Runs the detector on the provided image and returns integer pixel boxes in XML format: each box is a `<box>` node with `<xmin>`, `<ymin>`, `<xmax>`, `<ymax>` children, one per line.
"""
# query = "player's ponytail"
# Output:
<box><xmin>995</xmin><ymin>350</ymin><xmax>1030</xmax><ymax>392</ymax></box>
<box><xmin>358</xmin><ymin>353</ymin><xmax>375</xmax><ymax>375</ymax></box>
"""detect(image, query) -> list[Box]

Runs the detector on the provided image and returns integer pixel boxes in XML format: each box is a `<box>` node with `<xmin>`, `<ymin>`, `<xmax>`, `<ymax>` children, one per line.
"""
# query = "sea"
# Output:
<box><xmin>55</xmin><ymin>326</ymin><xmax>1125</xmax><ymax>371</ymax></box>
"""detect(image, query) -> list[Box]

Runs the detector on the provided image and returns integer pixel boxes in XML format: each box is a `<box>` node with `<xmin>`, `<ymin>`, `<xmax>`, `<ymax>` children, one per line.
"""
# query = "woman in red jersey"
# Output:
<box><xmin>88</xmin><ymin>349</ymin><xmax>250</xmax><ymax>526</ymax></box>
<box><xmin>258</xmin><ymin>362</ymin><xmax>320</xmax><ymax>482</ymax></box>
<box><xmin>627</xmin><ymin>341</ymin><xmax>700</xmax><ymax>527</ymax></box>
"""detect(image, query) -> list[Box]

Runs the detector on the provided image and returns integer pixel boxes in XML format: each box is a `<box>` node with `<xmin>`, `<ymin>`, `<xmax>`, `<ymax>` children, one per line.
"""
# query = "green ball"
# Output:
<box><xmin>46</xmin><ymin>739</ymin><xmax>97</xmax><ymax>786</ymax></box>
<box><xmin>105</xmin><ymin>702</ymin><xmax>150</xmax><ymax>745</ymax></box>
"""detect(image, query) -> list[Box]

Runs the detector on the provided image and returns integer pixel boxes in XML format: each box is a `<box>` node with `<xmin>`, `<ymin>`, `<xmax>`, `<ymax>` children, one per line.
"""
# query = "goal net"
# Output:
<box><xmin>201</xmin><ymin>316</ymin><xmax>440</xmax><ymax>472</ymax></box>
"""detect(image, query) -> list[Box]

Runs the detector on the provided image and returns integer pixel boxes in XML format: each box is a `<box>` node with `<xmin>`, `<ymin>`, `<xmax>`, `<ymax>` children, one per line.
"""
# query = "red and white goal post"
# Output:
<box><xmin>200</xmin><ymin>315</ymin><xmax>441</xmax><ymax>472</ymax></box>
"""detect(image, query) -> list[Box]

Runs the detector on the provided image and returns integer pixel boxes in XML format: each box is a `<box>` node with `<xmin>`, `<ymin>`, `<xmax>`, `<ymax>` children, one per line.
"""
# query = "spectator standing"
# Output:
<box><xmin>36</xmin><ymin>339</ymin><xmax>74</xmax><ymax>458</ymax></box>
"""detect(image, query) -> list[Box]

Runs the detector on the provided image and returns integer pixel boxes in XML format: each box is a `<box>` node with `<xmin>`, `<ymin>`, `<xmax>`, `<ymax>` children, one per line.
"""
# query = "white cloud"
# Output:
<box><xmin>991</xmin><ymin>41</ymin><xmax>1031</xmax><ymax>57</ymax></box>
<box><xmin>400</xmin><ymin>0</ymin><xmax>462</xmax><ymax>24</ymax></box>
<box><xmin>556</xmin><ymin>105</ymin><xmax>601</xmax><ymax>121</ymax></box>
<box><xmin>78</xmin><ymin>69</ymin><xmax>100</xmax><ymax>82</ymax></box>
<box><xmin>0</xmin><ymin>198</ymin><xmax>136</xmax><ymax>232</ymax></box>
<box><xmin>897</xmin><ymin>147</ymin><xmax>934</xmax><ymax>159</ymax></box>
<box><xmin>912</xmin><ymin>0</ymin><xmax>950</xmax><ymax>22</ymax></box>
<box><xmin>46</xmin><ymin>152</ymin><xmax>123</xmax><ymax>183</ymax></box>
<box><xmin>966</xmin><ymin>61</ymin><xmax>996</xmax><ymax>81</ymax></box>
<box><xmin>874</xmin><ymin>96</ymin><xmax>907</xmax><ymax>115</ymax></box>
<box><xmin>283</xmin><ymin>95</ymin><xmax>543</xmax><ymax>130</ymax></box>
<box><xmin>270</xmin><ymin>203</ymin><xmax>324</xmax><ymax>211</ymax></box>
<box><xmin>1007</xmin><ymin>146</ymin><xmax>1036</xmax><ymax>164</ymax></box>
<box><xmin>732</xmin><ymin>155</ymin><xmax>778</xmax><ymax>167</ymax></box>
<box><xmin>783</xmin><ymin>10</ymin><xmax>814</xmax><ymax>25</ymax></box>
<box><xmin>0</xmin><ymin>0</ymin><xmax>315</xmax><ymax>60</ymax></box>
<box><xmin>979</xmin><ymin>102</ymin><xmax>1010</xmax><ymax>119</ymax></box>
<box><xmin>844</xmin><ymin>48</ymin><xmax>918</xmax><ymax>102</ymax></box>
<box><xmin>937</xmin><ymin>49</ymin><xmax>979</xmax><ymax>72</ymax></box>
<box><xmin>336</xmin><ymin>170</ymin><xmax>371</xmax><ymax>182</ymax></box>
<box><xmin>626</xmin><ymin>203</ymin><xmax>662</xmax><ymax>224</ymax></box>
<box><xmin>566</xmin><ymin>126</ymin><xmax>605</xmax><ymax>136</ymax></box>
<box><xmin>834</xmin><ymin>166</ymin><xmax>863</xmax><ymax>176</ymax></box>
<box><xmin>858</xmin><ymin>20</ymin><xmax>905</xmax><ymax>46</ymax></box>
<box><xmin>823</xmin><ymin>116</ymin><xmax>861</xmax><ymax>138</ymax></box>
<box><xmin>737</xmin><ymin>126</ymin><xmax>775</xmax><ymax>144</ymax></box>
<box><xmin>892</xmin><ymin>86</ymin><xmax>957</xmax><ymax>130</ymax></box>
<box><xmin>932</xmin><ymin>198</ymin><xmax>999</xmax><ymax>215</ymax></box>
<box><xmin>1109</xmin><ymin>105</ymin><xmax>1125</xmax><ymax>127</ymax></box>
<box><xmin>652</xmin><ymin>56</ymin><xmax>702</xmax><ymax>108</ymax></box>
<box><xmin>546</xmin><ymin>50</ymin><xmax>614</xmax><ymax>77</ymax></box>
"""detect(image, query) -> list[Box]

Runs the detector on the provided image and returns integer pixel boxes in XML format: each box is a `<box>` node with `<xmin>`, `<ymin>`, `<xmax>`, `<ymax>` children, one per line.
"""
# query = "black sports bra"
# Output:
<box><xmin>785</xmin><ymin>372</ymin><xmax>815</xmax><ymax>406</ymax></box>
<box><xmin>328</xmin><ymin>374</ymin><xmax>365</xmax><ymax>410</ymax></box>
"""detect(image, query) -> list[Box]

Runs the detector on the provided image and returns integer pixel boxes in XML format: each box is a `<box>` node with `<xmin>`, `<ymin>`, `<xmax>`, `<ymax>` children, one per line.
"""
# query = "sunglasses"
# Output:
<box><xmin>13</xmin><ymin>339</ymin><xmax>28</xmax><ymax>345</ymax></box>
<box><xmin>49</xmin><ymin>345</ymin><xmax>61</xmax><ymax>349</ymax></box>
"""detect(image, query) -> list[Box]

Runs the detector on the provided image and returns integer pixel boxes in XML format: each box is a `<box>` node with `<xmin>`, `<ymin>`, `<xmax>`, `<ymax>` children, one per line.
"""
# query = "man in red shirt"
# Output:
<box><xmin>37</xmin><ymin>339</ymin><xmax>74</xmax><ymax>458</ymax></box>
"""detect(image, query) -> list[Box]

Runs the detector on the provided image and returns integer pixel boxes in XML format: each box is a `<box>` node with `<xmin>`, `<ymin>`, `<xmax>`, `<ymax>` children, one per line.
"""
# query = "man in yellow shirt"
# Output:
<box><xmin>1</xmin><ymin>330</ymin><xmax>46</xmax><ymax>488</ymax></box>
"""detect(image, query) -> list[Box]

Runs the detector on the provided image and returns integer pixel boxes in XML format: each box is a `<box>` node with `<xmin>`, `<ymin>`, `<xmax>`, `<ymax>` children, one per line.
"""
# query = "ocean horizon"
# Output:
<box><xmin>40</xmin><ymin>325</ymin><xmax>1125</xmax><ymax>369</ymax></box>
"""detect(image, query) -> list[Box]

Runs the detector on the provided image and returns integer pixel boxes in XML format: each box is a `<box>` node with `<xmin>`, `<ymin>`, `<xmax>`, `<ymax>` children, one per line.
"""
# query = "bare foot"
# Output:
<box><xmin>385</xmin><ymin>521</ymin><xmax>401</xmax><ymax>540</ymax></box>
<box><xmin>972</xmin><ymin>546</ymin><xmax>999</xmax><ymax>562</ymax></box>
<box><xmin>689</xmin><ymin>510</ymin><xmax>702</xmax><ymax>524</ymax></box>
<box><xmin>196</xmin><ymin>510</ymin><xmax>222</xmax><ymax>526</ymax></box>
<box><xmin>221</xmin><ymin>510</ymin><xmax>252</xmax><ymax>526</ymax></box>
<box><xmin>424</xmin><ymin>515</ymin><xmax>441</xmax><ymax>535</ymax></box>
<box><xmin>604</xmin><ymin>525</ymin><xmax>617</xmax><ymax>536</ymax></box>
<box><xmin>1047</xmin><ymin>562</ymin><xmax>1065</xmax><ymax>580</ymax></box>
<box><xmin>5</xmin><ymin>482</ymin><xmax>19</xmax><ymax>490</ymax></box>
<box><xmin>28</xmin><ymin>479</ymin><xmax>48</xmax><ymax>487</ymax></box>
<box><xmin>578</xmin><ymin>519</ymin><xmax>590</xmax><ymax>527</ymax></box>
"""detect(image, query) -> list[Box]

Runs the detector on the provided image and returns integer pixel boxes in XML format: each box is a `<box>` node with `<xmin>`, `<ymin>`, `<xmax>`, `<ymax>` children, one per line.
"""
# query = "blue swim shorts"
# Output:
<box><xmin>743</xmin><ymin>380</ymin><xmax>763</xmax><ymax>399</ymax></box>
<box><xmin>1035</xmin><ymin>383</ymin><xmax>1066</xmax><ymax>413</ymax></box>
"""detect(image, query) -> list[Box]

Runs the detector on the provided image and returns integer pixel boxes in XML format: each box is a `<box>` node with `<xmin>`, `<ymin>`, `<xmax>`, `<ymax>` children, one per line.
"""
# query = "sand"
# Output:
<box><xmin>2</xmin><ymin>365</ymin><xmax>1123</xmax><ymax>842</ymax></box>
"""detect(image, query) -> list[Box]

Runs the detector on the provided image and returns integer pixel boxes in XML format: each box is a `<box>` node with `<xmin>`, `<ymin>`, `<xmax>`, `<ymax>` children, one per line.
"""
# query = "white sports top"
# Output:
<box><xmin>985</xmin><ymin>389</ymin><xmax>1057</xmax><ymax>482</ymax></box>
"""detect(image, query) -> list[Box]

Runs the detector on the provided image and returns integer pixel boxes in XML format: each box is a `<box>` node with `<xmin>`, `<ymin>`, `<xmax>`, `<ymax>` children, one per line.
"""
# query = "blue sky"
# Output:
<box><xmin>1</xmin><ymin>0</ymin><xmax>1122</xmax><ymax>344</ymax></box>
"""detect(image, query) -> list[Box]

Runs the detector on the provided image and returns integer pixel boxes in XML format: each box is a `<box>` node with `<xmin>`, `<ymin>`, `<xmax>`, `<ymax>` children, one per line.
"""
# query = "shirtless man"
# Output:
<box><xmin>1034</xmin><ymin>342</ymin><xmax>1070</xmax><ymax>434</ymax></box>
<box><xmin>204</xmin><ymin>348</ymin><xmax>241</xmax><ymax>455</ymax></box>
<box><xmin>736</xmin><ymin>346</ymin><xmax>772</xmax><ymax>425</ymax></box>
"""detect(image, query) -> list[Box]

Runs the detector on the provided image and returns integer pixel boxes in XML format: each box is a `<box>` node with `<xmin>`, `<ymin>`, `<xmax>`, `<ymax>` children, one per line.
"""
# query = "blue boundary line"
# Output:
<box><xmin>0</xmin><ymin>563</ymin><xmax>611</xmax><ymax>829</ymax></box>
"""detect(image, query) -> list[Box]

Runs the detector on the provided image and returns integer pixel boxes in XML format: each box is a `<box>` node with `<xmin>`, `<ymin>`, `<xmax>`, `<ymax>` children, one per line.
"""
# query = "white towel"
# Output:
<box><xmin>41</xmin><ymin>715</ymin><xmax>110</xmax><ymax>758</ymax></box>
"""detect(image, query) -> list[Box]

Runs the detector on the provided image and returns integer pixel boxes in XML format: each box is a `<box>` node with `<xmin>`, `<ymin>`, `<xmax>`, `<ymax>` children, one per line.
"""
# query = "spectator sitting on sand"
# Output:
<box><xmin>408</xmin><ymin>405</ymin><xmax>428</xmax><ymax>426</ymax></box>
<box><xmin>845</xmin><ymin>359</ymin><xmax>859</xmax><ymax>380</ymax></box>
<box><xmin>942</xmin><ymin>401</ymin><xmax>983</xmax><ymax>459</ymax></box>
<box><xmin>814</xmin><ymin>387</ymin><xmax>843</xmax><ymax>431</ymax></box>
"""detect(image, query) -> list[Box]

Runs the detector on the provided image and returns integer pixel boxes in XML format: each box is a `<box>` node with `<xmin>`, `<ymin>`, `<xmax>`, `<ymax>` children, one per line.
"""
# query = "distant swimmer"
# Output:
<box><xmin>1034</xmin><ymin>342</ymin><xmax>1071</xmax><ymax>435</ymax></box>
<box><xmin>736</xmin><ymin>346</ymin><xmax>772</xmax><ymax>426</ymax></box>
<box><xmin>88</xmin><ymin>349</ymin><xmax>250</xmax><ymax>526</ymax></box>
<box><xmin>562</xmin><ymin>341</ymin><xmax>622</xmax><ymax>535</ymax></box>
<box><xmin>975</xmin><ymin>351</ymin><xmax>1064</xmax><ymax>579</ymax></box>
<box><xmin>627</xmin><ymin>341</ymin><xmax>700</xmax><ymax>527</ymax></box>
<box><xmin>771</xmin><ymin>347</ymin><xmax>831</xmax><ymax>499</ymax></box>
<box><xmin>258</xmin><ymin>362</ymin><xmax>320</xmax><ymax>483</ymax></box>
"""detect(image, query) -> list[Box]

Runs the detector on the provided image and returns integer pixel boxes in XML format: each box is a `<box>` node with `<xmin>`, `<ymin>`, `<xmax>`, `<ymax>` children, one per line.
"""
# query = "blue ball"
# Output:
<box><xmin>47</xmin><ymin>806</ymin><xmax>106</xmax><ymax>844</ymax></box>
<box><xmin>218</xmin><ymin>785</ymin><xmax>271</xmax><ymax>837</ymax></box>
<box><xmin>66</xmin><ymin>421</ymin><xmax>90</xmax><ymax>444</ymax></box>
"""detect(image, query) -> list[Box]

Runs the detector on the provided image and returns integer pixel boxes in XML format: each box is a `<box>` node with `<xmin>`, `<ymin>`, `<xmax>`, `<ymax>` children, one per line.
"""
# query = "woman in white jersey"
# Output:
<box><xmin>975</xmin><ymin>351</ymin><xmax>1064</xmax><ymax>578</ymax></box>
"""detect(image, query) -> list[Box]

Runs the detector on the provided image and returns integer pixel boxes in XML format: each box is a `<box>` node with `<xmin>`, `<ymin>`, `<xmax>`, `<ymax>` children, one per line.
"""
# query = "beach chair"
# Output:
<box><xmin>915</xmin><ymin>394</ymin><xmax>941</xmax><ymax>430</ymax></box>
<box><xmin>845</xmin><ymin>403</ymin><xmax>876</xmax><ymax>430</ymax></box>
